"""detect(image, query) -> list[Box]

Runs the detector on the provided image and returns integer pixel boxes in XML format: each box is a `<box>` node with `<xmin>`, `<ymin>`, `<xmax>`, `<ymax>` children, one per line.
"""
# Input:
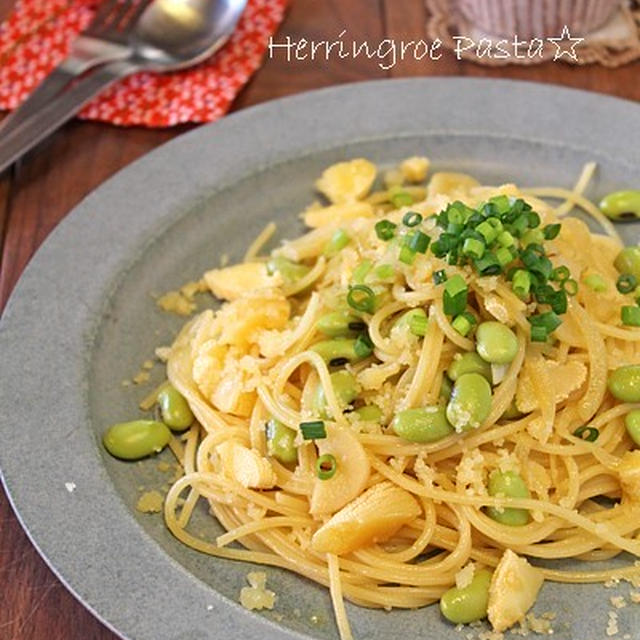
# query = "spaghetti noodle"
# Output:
<box><xmin>154</xmin><ymin>158</ymin><xmax>640</xmax><ymax>637</ymax></box>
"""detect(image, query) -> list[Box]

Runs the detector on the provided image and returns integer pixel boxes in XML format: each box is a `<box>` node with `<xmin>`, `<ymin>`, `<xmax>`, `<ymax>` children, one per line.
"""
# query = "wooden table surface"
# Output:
<box><xmin>0</xmin><ymin>0</ymin><xmax>639</xmax><ymax>638</ymax></box>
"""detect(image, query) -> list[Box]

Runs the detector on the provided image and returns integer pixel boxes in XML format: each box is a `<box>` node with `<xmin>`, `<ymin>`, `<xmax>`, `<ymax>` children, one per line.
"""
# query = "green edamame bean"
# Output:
<box><xmin>392</xmin><ymin>308</ymin><xmax>428</xmax><ymax>337</ymax></box>
<box><xmin>103</xmin><ymin>420</ymin><xmax>171</xmax><ymax>460</ymax></box>
<box><xmin>157</xmin><ymin>385</ymin><xmax>194</xmax><ymax>431</ymax></box>
<box><xmin>600</xmin><ymin>190</ymin><xmax>640</xmax><ymax>221</ymax></box>
<box><xmin>440</xmin><ymin>569</ymin><xmax>492</xmax><ymax>625</ymax></box>
<box><xmin>625</xmin><ymin>410</ymin><xmax>640</xmax><ymax>446</ymax></box>
<box><xmin>476</xmin><ymin>321</ymin><xmax>518</xmax><ymax>365</ymax></box>
<box><xmin>391</xmin><ymin>406</ymin><xmax>454</xmax><ymax>443</ymax></box>
<box><xmin>316</xmin><ymin>310</ymin><xmax>365</xmax><ymax>337</ymax></box>
<box><xmin>446</xmin><ymin>373</ymin><xmax>492</xmax><ymax>432</ymax></box>
<box><xmin>614</xmin><ymin>247</ymin><xmax>640</xmax><ymax>281</ymax></box>
<box><xmin>486</xmin><ymin>470</ymin><xmax>530</xmax><ymax>526</ymax></box>
<box><xmin>310</xmin><ymin>338</ymin><xmax>365</xmax><ymax>364</ymax></box>
<box><xmin>608</xmin><ymin>365</ymin><xmax>640</xmax><ymax>402</ymax></box>
<box><xmin>447</xmin><ymin>352</ymin><xmax>492</xmax><ymax>382</ymax></box>
<box><xmin>266</xmin><ymin>256</ymin><xmax>311</xmax><ymax>283</ymax></box>
<box><xmin>440</xmin><ymin>376</ymin><xmax>453</xmax><ymax>401</ymax></box>
<box><xmin>266</xmin><ymin>418</ymin><xmax>298</xmax><ymax>465</ymax></box>
<box><xmin>313</xmin><ymin>370</ymin><xmax>358</xmax><ymax>419</ymax></box>
<box><xmin>501</xmin><ymin>400</ymin><xmax>524</xmax><ymax>420</ymax></box>
<box><xmin>353</xmin><ymin>405</ymin><xmax>383</xmax><ymax>423</ymax></box>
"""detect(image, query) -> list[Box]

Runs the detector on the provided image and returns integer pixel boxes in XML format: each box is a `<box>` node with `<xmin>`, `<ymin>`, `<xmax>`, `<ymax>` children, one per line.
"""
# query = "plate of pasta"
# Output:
<box><xmin>1</xmin><ymin>78</ymin><xmax>640</xmax><ymax>640</ymax></box>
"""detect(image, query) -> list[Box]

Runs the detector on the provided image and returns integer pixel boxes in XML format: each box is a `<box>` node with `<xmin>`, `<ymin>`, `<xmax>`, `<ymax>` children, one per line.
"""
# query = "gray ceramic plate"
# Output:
<box><xmin>1</xmin><ymin>78</ymin><xmax>639</xmax><ymax>640</ymax></box>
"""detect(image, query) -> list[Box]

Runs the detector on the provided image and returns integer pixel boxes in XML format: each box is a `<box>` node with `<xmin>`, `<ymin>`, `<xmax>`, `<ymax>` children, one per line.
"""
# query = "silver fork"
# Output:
<box><xmin>0</xmin><ymin>0</ymin><xmax>151</xmax><ymax>133</ymax></box>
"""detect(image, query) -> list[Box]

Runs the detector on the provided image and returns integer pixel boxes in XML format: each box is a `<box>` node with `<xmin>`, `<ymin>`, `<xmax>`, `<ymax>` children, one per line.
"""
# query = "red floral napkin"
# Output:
<box><xmin>0</xmin><ymin>0</ymin><xmax>288</xmax><ymax>127</ymax></box>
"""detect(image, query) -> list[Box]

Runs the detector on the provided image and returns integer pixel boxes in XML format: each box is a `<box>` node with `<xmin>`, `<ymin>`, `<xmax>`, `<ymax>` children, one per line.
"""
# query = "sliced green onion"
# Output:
<box><xmin>530</xmin><ymin>325</ymin><xmax>548</xmax><ymax>342</ymax></box>
<box><xmin>462</xmin><ymin>237</ymin><xmax>485</xmax><ymax>259</ymax></box>
<box><xmin>527</xmin><ymin>210</ymin><xmax>541</xmax><ymax>228</ymax></box>
<box><xmin>562</xmin><ymin>278</ymin><xmax>578</xmax><ymax>296</ymax></box>
<box><xmin>347</xmin><ymin>284</ymin><xmax>376</xmax><ymax>313</ymax></box>
<box><xmin>433</xmin><ymin>269</ymin><xmax>447</xmax><ymax>285</ymax></box>
<box><xmin>352</xmin><ymin>260</ymin><xmax>372</xmax><ymax>284</ymax></box>
<box><xmin>622</xmin><ymin>305</ymin><xmax>640</xmax><ymax>327</ymax></box>
<box><xmin>391</xmin><ymin>191</ymin><xmax>414</xmax><ymax>208</ymax></box>
<box><xmin>316</xmin><ymin>453</ymin><xmax>337</xmax><ymax>480</ymax></box>
<box><xmin>444</xmin><ymin>274</ymin><xmax>467</xmax><ymax>298</ymax></box>
<box><xmin>528</xmin><ymin>311</ymin><xmax>562</xmax><ymax>333</ymax></box>
<box><xmin>520</xmin><ymin>228</ymin><xmax>544</xmax><ymax>248</ymax></box>
<box><xmin>474</xmin><ymin>253</ymin><xmax>501</xmax><ymax>275</ymax></box>
<box><xmin>375</xmin><ymin>219</ymin><xmax>397</xmax><ymax>241</ymax></box>
<box><xmin>512</xmin><ymin>270</ymin><xmax>532</xmax><ymax>299</ymax></box>
<box><xmin>617</xmin><ymin>273</ymin><xmax>638</xmax><ymax>294</ymax></box>
<box><xmin>550</xmin><ymin>266</ymin><xmax>570</xmax><ymax>282</ymax></box>
<box><xmin>573</xmin><ymin>426</ymin><xmax>599</xmax><ymax>442</ymax></box>
<box><xmin>497</xmin><ymin>230</ymin><xmax>516</xmax><ymax>248</ymax></box>
<box><xmin>495</xmin><ymin>246</ymin><xmax>514</xmax><ymax>268</ymax></box>
<box><xmin>300</xmin><ymin>421</ymin><xmax>326</xmax><ymax>440</ymax></box>
<box><xmin>324</xmin><ymin>229</ymin><xmax>350</xmax><ymax>256</ymax></box>
<box><xmin>408</xmin><ymin>230</ymin><xmax>430</xmax><ymax>254</ymax></box>
<box><xmin>402</xmin><ymin>211</ymin><xmax>423</xmax><ymax>227</ymax></box>
<box><xmin>399</xmin><ymin>244</ymin><xmax>417</xmax><ymax>265</ymax></box>
<box><xmin>475</xmin><ymin>220</ymin><xmax>498</xmax><ymax>244</ymax></box>
<box><xmin>374</xmin><ymin>264</ymin><xmax>395</xmax><ymax>280</ymax></box>
<box><xmin>408</xmin><ymin>312</ymin><xmax>429</xmax><ymax>337</ymax></box>
<box><xmin>354</xmin><ymin>333</ymin><xmax>374</xmax><ymax>358</ymax></box>
<box><xmin>549</xmin><ymin>290</ymin><xmax>568</xmax><ymax>314</ymax></box>
<box><xmin>348</xmin><ymin>320</ymin><xmax>367</xmax><ymax>331</ymax></box>
<box><xmin>451</xmin><ymin>312</ymin><xmax>474</xmax><ymax>337</ymax></box>
<box><xmin>583</xmin><ymin>273</ymin><xmax>607</xmax><ymax>292</ymax></box>
<box><xmin>543</xmin><ymin>223</ymin><xmax>561</xmax><ymax>240</ymax></box>
<box><xmin>488</xmin><ymin>195</ymin><xmax>511</xmax><ymax>215</ymax></box>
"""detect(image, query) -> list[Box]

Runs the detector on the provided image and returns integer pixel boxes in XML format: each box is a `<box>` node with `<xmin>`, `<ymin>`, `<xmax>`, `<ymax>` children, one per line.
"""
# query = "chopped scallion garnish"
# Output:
<box><xmin>512</xmin><ymin>270</ymin><xmax>531</xmax><ymax>299</ymax></box>
<box><xmin>391</xmin><ymin>191</ymin><xmax>414</xmax><ymax>208</ymax></box>
<box><xmin>375</xmin><ymin>219</ymin><xmax>397</xmax><ymax>241</ymax></box>
<box><xmin>543</xmin><ymin>223</ymin><xmax>561</xmax><ymax>240</ymax></box>
<box><xmin>433</xmin><ymin>269</ymin><xmax>447</xmax><ymax>285</ymax></box>
<box><xmin>316</xmin><ymin>453</ymin><xmax>337</xmax><ymax>480</ymax></box>
<box><xmin>572</xmin><ymin>426</ymin><xmax>599</xmax><ymax>442</ymax></box>
<box><xmin>402</xmin><ymin>211</ymin><xmax>423</xmax><ymax>227</ymax></box>
<box><xmin>300</xmin><ymin>421</ymin><xmax>326</xmax><ymax>440</ymax></box>
<box><xmin>617</xmin><ymin>273</ymin><xmax>638</xmax><ymax>294</ymax></box>
<box><xmin>347</xmin><ymin>284</ymin><xmax>376</xmax><ymax>314</ymax></box>
<box><xmin>399</xmin><ymin>244</ymin><xmax>417</xmax><ymax>265</ymax></box>
<box><xmin>622</xmin><ymin>305</ymin><xmax>640</xmax><ymax>326</ymax></box>
<box><xmin>583</xmin><ymin>273</ymin><xmax>607</xmax><ymax>292</ymax></box>
<box><xmin>562</xmin><ymin>278</ymin><xmax>578</xmax><ymax>296</ymax></box>
<box><xmin>324</xmin><ymin>228</ymin><xmax>350</xmax><ymax>256</ymax></box>
<box><xmin>408</xmin><ymin>230</ymin><xmax>430</xmax><ymax>254</ymax></box>
<box><xmin>354</xmin><ymin>333</ymin><xmax>374</xmax><ymax>358</ymax></box>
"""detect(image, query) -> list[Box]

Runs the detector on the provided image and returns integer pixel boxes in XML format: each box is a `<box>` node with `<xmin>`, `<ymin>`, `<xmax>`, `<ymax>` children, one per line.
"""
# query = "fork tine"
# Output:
<box><xmin>103</xmin><ymin>0</ymin><xmax>139</xmax><ymax>33</ymax></box>
<box><xmin>118</xmin><ymin>0</ymin><xmax>153</xmax><ymax>31</ymax></box>
<box><xmin>83</xmin><ymin>0</ymin><xmax>122</xmax><ymax>35</ymax></box>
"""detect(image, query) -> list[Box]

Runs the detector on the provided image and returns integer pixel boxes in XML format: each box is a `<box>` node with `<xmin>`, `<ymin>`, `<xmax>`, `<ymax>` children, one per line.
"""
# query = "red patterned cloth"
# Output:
<box><xmin>0</xmin><ymin>0</ymin><xmax>288</xmax><ymax>126</ymax></box>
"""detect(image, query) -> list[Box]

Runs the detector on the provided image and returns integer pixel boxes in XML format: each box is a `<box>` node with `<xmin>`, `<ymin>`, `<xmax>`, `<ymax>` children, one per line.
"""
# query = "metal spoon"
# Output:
<box><xmin>0</xmin><ymin>0</ymin><xmax>247</xmax><ymax>174</ymax></box>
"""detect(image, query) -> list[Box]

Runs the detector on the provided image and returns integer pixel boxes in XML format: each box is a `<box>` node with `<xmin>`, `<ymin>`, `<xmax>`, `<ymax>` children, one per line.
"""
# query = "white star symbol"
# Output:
<box><xmin>547</xmin><ymin>25</ymin><xmax>584</xmax><ymax>62</ymax></box>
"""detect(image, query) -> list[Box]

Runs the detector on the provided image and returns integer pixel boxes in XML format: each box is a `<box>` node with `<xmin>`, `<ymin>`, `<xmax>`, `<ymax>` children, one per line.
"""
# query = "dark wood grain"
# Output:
<box><xmin>0</xmin><ymin>0</ymin><xmax>639</xmax><ymax>637</ymax></box>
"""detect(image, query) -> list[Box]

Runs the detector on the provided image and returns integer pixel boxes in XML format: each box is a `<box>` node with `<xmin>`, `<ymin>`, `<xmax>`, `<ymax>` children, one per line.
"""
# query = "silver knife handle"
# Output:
<box><xmin>0</xmin><ymin>60</ymin><xmax>139</xmax><ymax>175</ymax></box>
<box><xmin>0</xmin><ymin>39</ymin><xmax>131</xmax><ymax>134</ymax></box>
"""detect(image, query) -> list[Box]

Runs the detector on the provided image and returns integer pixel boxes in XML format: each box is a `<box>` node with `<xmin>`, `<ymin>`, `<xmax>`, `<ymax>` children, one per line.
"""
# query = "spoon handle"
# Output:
<box><xmin>0</xmin><ymin>60</ymin><xmax>139</xmax><ymax>175</ymax></box>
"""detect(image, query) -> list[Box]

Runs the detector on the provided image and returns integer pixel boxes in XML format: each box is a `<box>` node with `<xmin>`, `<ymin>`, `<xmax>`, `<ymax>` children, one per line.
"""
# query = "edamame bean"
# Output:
<box><xmin>446</xmin><ymin>373</ymin><xmax>492</xmax><ymax>432</ymax></box>
<box><xmin>625</xmin><ymin>410</ymin><xmax>640</xmax><ymax>446</ymax></box>
<box><xmin>475</xmin><ymin>322</ymin><xmax>518</xmax><ymax>364</ymax></box>
<box><xmin>311</xmin><ymin>338</ymin><xmax>366</xmax><ymax>364</ymax></box>
<box><xmin>600</xmin><ymin>190</ymin><xmax>640</xmax><ymax>221</ymax></box>
<box><xmin>439</xmin><ymin>376</ymin><xmax>453</xmax><ymax>401</ymax></box>
<box><xmin>103</xmin><ymin>420</ymin><xmax>171</xmax><ymax>460</ymax></box>
<box><xmin>392</xmin><ymin>308</ymin><xmax>428</xmax><ymax>337</ymax></box>
<box><xmin>157</xmin><ymin>385</ymin><xmax>194</xmax><ymax>431</ymax></box>
<box><xmin>353</xmin><ymin>405</ymin><xmax>382</xmax><ymax>423</ymax></box>
<box><xmin>439</xmin><ymin>569</ymin><xmax>492</xmax><ymax>625</ymax></box>
<box><xmin>266</xmin><ymin>418</ymin><xmax>298</xmax><ymax>465</ymax></box>
<box><xmin>608</xmin><ymin>365</ymin><xmax>640</xmax><ymax>402</ymax></box>
<box><xmin>266</xmin><ymin>256</ymin><xmax>311</xmax><ymax>282</ymax></box>
<box><xmin>614</xmin><ymin>247</ymin><xmax>640</xmax><ymax>281</ymax></box>
<box><xmin>391</xmin><ymin>406</ymin><xmax>454</xmax><ymax>443</ymax></box>
<box><xmin>447</xmin><ymin>351</ymin><xmax>492</xmax><ymax>382</ymax></box>
<box><xmin>316</xmin><ymin>310</ymin><xmax>365</xmax><ymax>337</ymax></box>
<box><xmin>486</xmin><ymin>470</ymin><xmax>530</xmax><ymax>526</ymax></box>
<box><xmin>313</xmin><ymin>370</ymin><xmax>358</xmax><ymax>419</ymax></box>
